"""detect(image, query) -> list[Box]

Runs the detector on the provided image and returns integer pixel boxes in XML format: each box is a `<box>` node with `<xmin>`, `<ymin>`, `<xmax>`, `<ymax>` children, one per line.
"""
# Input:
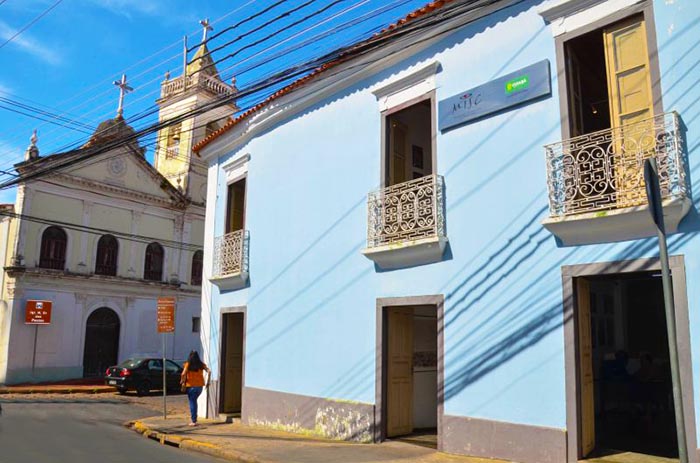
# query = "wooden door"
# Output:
<box><xmin>604</xmin><ymin>16</ymin><xmax>654</xmax><ymax>207</ymax></box>
<box><xmin>226</xmin><ymin>179</ymin><xmax>246</xmax><ymax>234</ymax></box>
<box><xmin>577</xmin><ymin>278</ymin><xmax>595</xmax><ymax>457</ymax></box>
<box><xmin>387</xmin><ymin>307</ymin><xmax>413</xmax><ymax>437</ymax></box>
<box><xmin>223</xmin><ymin>313</ymin><xmax>244</xmax><ymax>413</ymax></box>
<box><xmin>389</xmin><ymin>120</ymin><xmax>408</xmax><ymax>186</ymax></box>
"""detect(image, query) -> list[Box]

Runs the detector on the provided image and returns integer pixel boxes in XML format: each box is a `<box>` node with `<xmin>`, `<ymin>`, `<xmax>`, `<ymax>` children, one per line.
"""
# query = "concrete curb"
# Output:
<box><xmin>0</xmin><ymin>387</ymin><xmax>116</xmax><ymax>395</ymax></box>
<box><xmin>127</xmin><ymin>419</ymin><xmax>274</xmax><ymax>463</ymax></box>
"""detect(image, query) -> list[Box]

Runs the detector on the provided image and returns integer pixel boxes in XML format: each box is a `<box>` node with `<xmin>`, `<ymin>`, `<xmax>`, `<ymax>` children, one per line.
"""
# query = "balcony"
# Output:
<box><xmin>362</xmin><ymin>174</ymin><xmax>448</xmax><ymax>269</ymax></box>
<box><xmin>160</xmin><ymin>74</ymin><xmax>236</xmax><ymax>100</ymax></box>
<box><xmin>542</xmin><ymin>112</ymin><xmax>690</xmax><ymax>246</ymax></box>
<box><xmin>210</xmin><ymin>229</ymin><xmax>249</xmax><ymax>290</ymax></box>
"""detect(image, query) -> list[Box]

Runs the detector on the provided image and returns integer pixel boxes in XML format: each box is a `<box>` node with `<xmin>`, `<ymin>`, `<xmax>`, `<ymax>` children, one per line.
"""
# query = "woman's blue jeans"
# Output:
<box><xmin>186</xmin><ymin>386</ymin><xmax>204</xmax><ymax>423</ymax></box>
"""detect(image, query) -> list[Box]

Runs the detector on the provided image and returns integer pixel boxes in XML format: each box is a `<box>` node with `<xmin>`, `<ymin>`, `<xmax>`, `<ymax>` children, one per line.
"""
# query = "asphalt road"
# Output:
<box><xmin>0</xmin><ymin>397</ymin><xmax>227</xmax><ymax>463</ymax></box>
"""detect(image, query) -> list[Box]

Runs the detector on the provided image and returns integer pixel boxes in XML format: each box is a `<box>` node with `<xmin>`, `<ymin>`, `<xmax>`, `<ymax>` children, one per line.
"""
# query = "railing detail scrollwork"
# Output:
<box><xmin>544</xmin><ymin>112</ymin><xmax>687</xmax><ymax>217</ymax></box>
<box><xmin>367</xmin><ymin>174</ymin><xmax>445</xmax><ymax>248</ymax></box>
<box><xmin>212</xmin><ymin>230</ymin><xmax>249</xmax><ymax>278</ymax></box>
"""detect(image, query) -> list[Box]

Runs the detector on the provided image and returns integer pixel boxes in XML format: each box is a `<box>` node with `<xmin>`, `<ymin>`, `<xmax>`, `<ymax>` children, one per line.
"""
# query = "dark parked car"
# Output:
<box><xmin>104</xmin><ymin>357</ymin><xmax>182</xmax><ymax>396</ymax></box>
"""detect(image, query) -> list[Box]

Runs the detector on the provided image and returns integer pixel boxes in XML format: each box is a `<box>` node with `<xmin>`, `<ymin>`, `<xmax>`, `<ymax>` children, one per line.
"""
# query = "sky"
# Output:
<box><xmin>0</xmin><ymin>0</ymin><xmax>432</xmax><ymax>203</ymax></box>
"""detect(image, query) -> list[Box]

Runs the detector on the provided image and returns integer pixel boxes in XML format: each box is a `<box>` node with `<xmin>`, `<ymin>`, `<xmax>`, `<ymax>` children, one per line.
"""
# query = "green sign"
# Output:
<box><xmin>505</xmin><ymin>75</ymin><xmax>530</xmax><ymax>95</ymax></box>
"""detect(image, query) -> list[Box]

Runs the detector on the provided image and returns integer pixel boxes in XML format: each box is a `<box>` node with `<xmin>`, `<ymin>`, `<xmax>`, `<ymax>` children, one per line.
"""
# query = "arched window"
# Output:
<box><xmin>39</xmin><ymin>226</ymin><xmax>67</xmax><ymax>270</ymax></box>
<box><xmin>191</xmin><ymin>250</ymin><xmax>203</xmax><ymax>286</ymax></box>
<box><xmin>95</xmin><ymin>235</ymin><xmax>118</xmax><ymax>276</ymax></box>
<box><xmin>144</xmin><ymin>242</ymin><xmax>164</xmax><ymax>281</ymax></box>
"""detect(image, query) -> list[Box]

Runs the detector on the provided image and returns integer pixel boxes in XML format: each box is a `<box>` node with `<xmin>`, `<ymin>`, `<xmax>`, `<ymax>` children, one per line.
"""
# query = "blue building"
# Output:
<box><xmin>193</xmin><ymin>1</ymin><xmax>700</xmax><ymax>461</ymax></box>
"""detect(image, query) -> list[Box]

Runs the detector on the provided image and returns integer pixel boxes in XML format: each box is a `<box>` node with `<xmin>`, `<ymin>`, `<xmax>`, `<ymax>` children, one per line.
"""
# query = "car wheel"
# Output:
<box><xmin>136</xmin><ymin>381</ymin><xmax>151</xmax><ymax>396</ymax></box>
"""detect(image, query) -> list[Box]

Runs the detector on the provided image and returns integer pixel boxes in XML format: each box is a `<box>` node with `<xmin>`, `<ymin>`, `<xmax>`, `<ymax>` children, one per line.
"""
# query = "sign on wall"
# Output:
<box><xmin>438</xmin><ymin>59</ymin><xmax>551</xmax><ymax>131</ymax></box>
<box><xmin>25</xmin><ymin>300</ymin><xmax>52</xmax><ymax>325</ymax></box>
<box><xmin>157</xmin><ymin>297</ymin><xmax>176</xmax><ymax>333</ymax></box>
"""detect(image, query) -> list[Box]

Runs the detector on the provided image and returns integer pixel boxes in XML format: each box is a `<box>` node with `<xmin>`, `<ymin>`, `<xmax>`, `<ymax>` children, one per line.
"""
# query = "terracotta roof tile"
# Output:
<box><xmin>193</xmin><ymin>0</ymin><xmax>455</xmax><ymax>153</ymax></box>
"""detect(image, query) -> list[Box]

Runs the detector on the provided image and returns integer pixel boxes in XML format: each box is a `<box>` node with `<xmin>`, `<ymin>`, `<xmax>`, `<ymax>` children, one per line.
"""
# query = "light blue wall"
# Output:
<box><xmin>205</xmin><ymin>0</ymin><xmax>700</xmax><ymax>434</ymax></box>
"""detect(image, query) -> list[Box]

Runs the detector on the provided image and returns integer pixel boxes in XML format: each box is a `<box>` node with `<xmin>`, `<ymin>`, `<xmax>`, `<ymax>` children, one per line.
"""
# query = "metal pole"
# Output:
<box><xmin>648</xmin><ymin>158</ymin><xmax>687</xmax><ymax>463</ymax></box>
<box><xmin>182</xmin><ymin>36</ymin><xmax>188</xmax><ymax>89</ymax></box>
<box><xmin>163</xmin><ymin>333</ymin><xmax>167</xmax><ymax>420</ymax></box>
<box><xmin>31</xmin><ymin>325</ymin><xmax>38</xmax><ymax>377</ymax></box>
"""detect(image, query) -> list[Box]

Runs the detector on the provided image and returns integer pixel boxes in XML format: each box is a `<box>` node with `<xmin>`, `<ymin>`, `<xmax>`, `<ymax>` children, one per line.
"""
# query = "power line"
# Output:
<box><xmin>0</xmin><ymin>96</ymin><xmax>94</xmax><ymax>133</ymax></box>
<box><xmin>0</xmin><ymin>0</ymin><xmax>63</xmax><ymax>50</ymax></box>
<box><xmin>0</xmin><ymin>0</ymin><xmax>406</xmax><ymax>169</ymax></box>
<box><xmin>0</xmin><ymin>1</ymin><xmax>260</xmax><ymax>163</ymax></box>
<box><xmin>0</xmin><ymin>210</ymin><xmax>202</xmax><ymax>252</ymax></box>
<box><xmin>0</xmin><ymin>0</ymin><xmax>501</xmax><ymax>188</ymax></box>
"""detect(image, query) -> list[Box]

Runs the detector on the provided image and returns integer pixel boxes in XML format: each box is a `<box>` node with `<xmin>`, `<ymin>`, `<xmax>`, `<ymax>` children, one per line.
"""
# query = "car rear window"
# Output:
<box><xmin>118</xmin><ymin>359</ymin><xmax>145</xmax><ymax>368</ymax></box>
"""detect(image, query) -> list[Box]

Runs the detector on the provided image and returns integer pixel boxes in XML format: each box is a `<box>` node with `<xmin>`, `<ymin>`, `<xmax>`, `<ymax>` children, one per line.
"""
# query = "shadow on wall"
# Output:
<box><xmin>438</xmin><ymin>203</ymin><xmax>700</xmax><ymax>405</ymax></box>
<box><xmin>206</xmin><ymin>0</ymin><xmax>700</xmax><ymax>433</ymax></box>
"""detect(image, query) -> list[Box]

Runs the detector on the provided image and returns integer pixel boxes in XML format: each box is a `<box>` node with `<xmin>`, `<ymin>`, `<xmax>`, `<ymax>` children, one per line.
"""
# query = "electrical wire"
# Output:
<box><xmin>0</xmin><ymin>0</ymin><xmax>408</xmax><ymax>168</ymax></box>
<box><xmin>0</xmin><ymin>1</ymin><xmax>260</xmax><ymax>163</ymax></box>
<box><xmin>0</xmin><ymin>209</ymin><xmax>202</xmax><ymax>252</ymax></box>
<box><xmin>0</xmin><ymin>0</ymin><xmax>505</xmax><ymax>186</ymax></box>
<box><xmin>0</xmin><ymin>0</ymin><xmax>63</xmax><ymax>50</ymax></box>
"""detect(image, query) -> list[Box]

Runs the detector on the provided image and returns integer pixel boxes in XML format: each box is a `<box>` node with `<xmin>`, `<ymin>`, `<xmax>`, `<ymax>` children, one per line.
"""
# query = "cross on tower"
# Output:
<box><xmin>199</xmin><ymin>18</ymin><xmax>213</xmax><ymax>42</ymax></box>
<box><xmin>113</xmin><ymin>74</ymin><xmax>133</xmax><ymax>118</ymax></box>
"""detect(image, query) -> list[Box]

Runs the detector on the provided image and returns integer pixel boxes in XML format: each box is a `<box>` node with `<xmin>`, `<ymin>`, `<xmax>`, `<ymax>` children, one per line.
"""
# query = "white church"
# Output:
<box><xmin>0</xmin><ymin>28</ymin><xmax>237</xmax><ymax>385</ymax></box>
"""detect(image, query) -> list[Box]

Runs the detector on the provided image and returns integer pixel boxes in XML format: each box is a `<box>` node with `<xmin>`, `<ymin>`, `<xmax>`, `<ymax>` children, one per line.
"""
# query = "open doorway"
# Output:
<box><xmin>576</xmin><ymin>272</ymin><xmax>678</xmax><ymax>459</ymax></box>
<box><xmin>219</xmin><ymin>311</ymin><xmax>244</xmax><ymax>416</ymax></box>
<box><xmin>384</xmin><ymin>99</ymin><xmax>434</xmax><ymax>187</ymax></box>
<box><xmin>381</xmin><ymin>304</ymin><xmax>439</xmax><ymax>449</ymax></box>
<box><xmin>83</xmin><ymin>307</ymin><xmax>120</xmax><ymax>377</ymax></box>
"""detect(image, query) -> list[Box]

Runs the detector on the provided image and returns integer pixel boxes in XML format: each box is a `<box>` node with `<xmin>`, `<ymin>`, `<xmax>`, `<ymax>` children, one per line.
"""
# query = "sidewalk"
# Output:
<box><xmin>0</xmin><ymin>378</ymin><xmax>115</xmax><ymax>394</ymax></box>
<box><xmin>128</xmin><ymin>415</ymin><xmax>507</xmax><ymax>463</ymax></box>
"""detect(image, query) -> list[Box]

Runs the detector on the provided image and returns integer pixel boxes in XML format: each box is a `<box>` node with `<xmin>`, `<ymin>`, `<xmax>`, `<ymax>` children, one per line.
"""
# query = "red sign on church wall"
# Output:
<box><xmin>25</xmin><ymin>300</ymin><xmax>52</xmax><ymax>325</ymax></box>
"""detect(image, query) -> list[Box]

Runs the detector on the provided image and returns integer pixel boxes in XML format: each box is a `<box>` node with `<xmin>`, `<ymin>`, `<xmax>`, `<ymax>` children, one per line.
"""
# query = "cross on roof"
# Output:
<box><xmin>113</xmin><ymin>74</ymin><xmax>133</xmax><ymax>118</ymax></box>
<box><xmin>199</xmin><ymin>18</ymin><xmax>213</xmax><ymax>42</ymax></box>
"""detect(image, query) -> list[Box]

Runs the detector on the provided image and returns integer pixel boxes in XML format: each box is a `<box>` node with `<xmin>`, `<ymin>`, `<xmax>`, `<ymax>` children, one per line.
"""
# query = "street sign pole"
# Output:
<box><xmin>157</xmin><ymin>296</ymin><xmax>176</xmax><ymax>421</ymax></box>
<box><xmin>645</xmin><ymin>157</ymin><xmax>688</xmax><ymax>463</ymax></box>
<box><xmin>163</xmin><ymin>332</ymin><xmax>167</xmax><ymax>420</ymax></box>
<box><xmin>31</xmin><ymin>325</ymin><xmax>38</xmax><ymax>377</ymax></box>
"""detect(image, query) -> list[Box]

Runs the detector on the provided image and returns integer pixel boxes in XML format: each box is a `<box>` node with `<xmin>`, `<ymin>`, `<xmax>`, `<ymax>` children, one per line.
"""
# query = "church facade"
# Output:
<box><xmin>0</xmin><ymin>39</ymin><xmax>236</xmax><ymax>385</ymax></box>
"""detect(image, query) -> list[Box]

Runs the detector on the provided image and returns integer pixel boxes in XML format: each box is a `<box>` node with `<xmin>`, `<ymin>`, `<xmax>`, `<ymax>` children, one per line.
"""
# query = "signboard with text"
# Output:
<box><xmin>157</xmin><ymin>297</ymin><xmax>176</xmax><ymax>333</ymax></box>
<box><xmin>438</xmin><ymin>60</ymin><xmax>551</xmax><ymax>131</ymax></box>
<box><xmin>25</xmin><ymin>300</ymin><xmax>52</xmax><ymax>325</ymax></box>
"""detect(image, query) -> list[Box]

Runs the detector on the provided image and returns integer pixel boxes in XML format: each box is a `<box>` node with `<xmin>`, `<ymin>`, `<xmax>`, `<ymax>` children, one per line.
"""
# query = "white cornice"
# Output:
<box><xmin>538</xmin><ymin>0</ymin><xmax>645</xmax><ymax>36</ymax></box>
<box><xmin>371</xmin><ymin>61</ymin><xmax>440</xmax><ymax>100</ymax></box>
<box><xmin>33</xmin><ymin>180</ymin><xmax>204</xmax><ymax>220</ymax></box>
<box><xmin>9</xmin><ymin>268</ymin><xmax>201</xmax><ymax>297</ymax></box>
<box><xmin>537</xmin><ymin>0</ymin><xmax>605</xmax><ymax>22</ymax></box>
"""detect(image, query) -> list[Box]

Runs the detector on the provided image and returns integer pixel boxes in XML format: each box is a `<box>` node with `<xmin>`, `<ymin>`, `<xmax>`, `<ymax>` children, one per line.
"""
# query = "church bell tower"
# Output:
<box><xmin>155</xmin><ymin>19</ymin><xmax>238</xmax><ymax>203</ymax></box>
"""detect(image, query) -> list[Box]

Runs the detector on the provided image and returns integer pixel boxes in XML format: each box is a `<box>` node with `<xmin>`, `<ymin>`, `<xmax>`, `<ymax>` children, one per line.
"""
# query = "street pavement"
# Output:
<box><xmin>0</xmin><ymin>393</ymin><xmax>226</xmax><ymax>463</ymax></box>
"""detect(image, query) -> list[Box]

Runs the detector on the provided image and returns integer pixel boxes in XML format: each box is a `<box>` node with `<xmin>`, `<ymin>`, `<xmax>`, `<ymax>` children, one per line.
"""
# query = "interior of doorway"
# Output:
<box><xmin>576</xmin><ymin>272</ymin><xmax>678</xmax><ymax>460</ymax></box>
<box><xmin>220</xmin><ymin>312</ymin><xmax>244</xmax><ymax>417</ymax></box>
<box><xmin>83</xmin><ymin>307</ymin><xmax>120</xmax><ymax>377</ymax></box>
<box><xmin>384</xmin><ymin>305</ymin><xmax>438</xmax><ymax>449</ymax></box>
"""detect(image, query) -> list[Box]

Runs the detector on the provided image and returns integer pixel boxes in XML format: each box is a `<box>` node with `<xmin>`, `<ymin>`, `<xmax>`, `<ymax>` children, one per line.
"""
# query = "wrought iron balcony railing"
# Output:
<box><xmin>367</xmin><ymin>174</ymin><xmax>446</xmax><ymax>248</ymax></box>
<box><xmin>544</xmin><ymin>112</ymin><xmax>687</xmax><ymax>217</ymax></box>
<box><xmin>212</xmin><ymin>230</ymin><xmax>249</xmax><ymax>278</ymax></box>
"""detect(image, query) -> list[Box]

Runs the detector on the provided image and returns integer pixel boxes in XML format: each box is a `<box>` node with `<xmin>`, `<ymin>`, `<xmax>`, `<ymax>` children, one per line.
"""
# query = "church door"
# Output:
<box><xmin>83</xmin><ymin>307</ymin><xmax>120</xmax><ymax>377</ymax></box>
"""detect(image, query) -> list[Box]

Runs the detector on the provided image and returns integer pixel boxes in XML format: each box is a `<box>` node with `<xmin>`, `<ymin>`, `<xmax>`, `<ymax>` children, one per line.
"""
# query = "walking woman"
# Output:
<box><xmin>180</xmin><ymin>350</ymin><xmax>210</xmax><ymax>426</ymax></box>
